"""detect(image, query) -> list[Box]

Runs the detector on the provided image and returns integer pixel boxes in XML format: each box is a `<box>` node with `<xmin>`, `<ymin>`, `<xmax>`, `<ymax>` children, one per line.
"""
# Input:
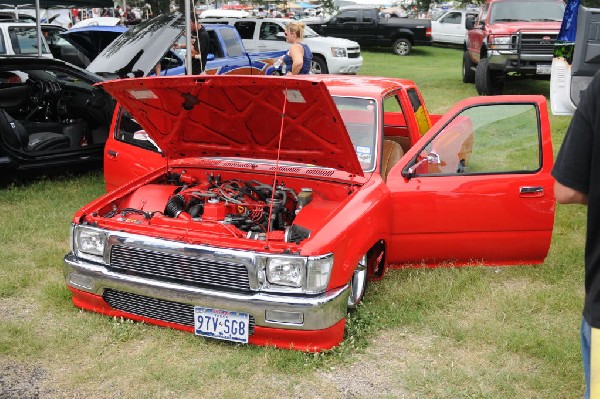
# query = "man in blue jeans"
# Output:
<box><xmin>552</xmin><ymin>69</ymin><xmax>600</xmax><ymax>398</ymax></box>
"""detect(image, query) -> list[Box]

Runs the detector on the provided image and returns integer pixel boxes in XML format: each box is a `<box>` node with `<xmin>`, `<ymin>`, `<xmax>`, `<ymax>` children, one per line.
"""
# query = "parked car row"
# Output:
<box><xmin>199</xmin><ymin>17</ymin><xmax>363</xmax><ymax>74</ymax></box>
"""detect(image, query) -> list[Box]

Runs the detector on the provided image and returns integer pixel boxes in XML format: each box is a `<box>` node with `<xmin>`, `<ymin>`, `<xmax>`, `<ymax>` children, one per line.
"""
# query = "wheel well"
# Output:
<box><xmin>479</xmin><ymin>46</ymin><xmax>487</xmax><ymax>60</ymax></box>
<box><xmin>367</xmin><ymin>240</ymin><xmax>386</xmax><ymax>281</ymax></box>
<box><xmin>392</xmin><ymin>34</ymin><xmax>414</xmax><ymax>45</ymax></box>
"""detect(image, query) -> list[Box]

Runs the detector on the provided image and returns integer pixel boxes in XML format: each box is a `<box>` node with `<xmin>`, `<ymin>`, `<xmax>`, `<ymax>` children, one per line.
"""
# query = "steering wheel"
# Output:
<box><xmin>29</xmin><ymin>80</ymin><xmax>47</xmax><ymax>107</ymax></box>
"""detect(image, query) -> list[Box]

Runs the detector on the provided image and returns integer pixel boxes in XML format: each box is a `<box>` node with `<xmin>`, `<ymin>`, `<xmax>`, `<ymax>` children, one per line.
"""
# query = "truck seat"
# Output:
<box><xmin>381</xmin><ymin>139</ymin><xmax>404</xmax><ymax>181</ymax></box>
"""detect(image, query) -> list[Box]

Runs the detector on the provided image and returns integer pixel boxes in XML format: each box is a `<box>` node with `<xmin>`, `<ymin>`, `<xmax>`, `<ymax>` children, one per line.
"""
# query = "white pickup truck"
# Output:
<box><xmin>199</xmin><ymin>17</ymin><xmax>363</xmax><ymax>74</ymax></box>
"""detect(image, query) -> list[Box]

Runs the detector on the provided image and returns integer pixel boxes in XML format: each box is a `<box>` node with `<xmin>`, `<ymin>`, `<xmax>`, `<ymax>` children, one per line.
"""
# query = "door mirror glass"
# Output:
<box><xmin>409</xmin><ymin>103</ymin><xmax>541</xmax><ymax>176</ymax></box>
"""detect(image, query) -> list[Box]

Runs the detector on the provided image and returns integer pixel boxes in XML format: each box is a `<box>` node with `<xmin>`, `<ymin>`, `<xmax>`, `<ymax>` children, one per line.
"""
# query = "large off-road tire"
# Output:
<box><xmin>392</xmin><ymin>38</ymin><xmax>412</xmax><ymax>56</ymax></box>
<box><xmin>311</xmin><ymin>55</ymin><xmax>328</xmax><ymax>74</ymax></box>
<box><xmin>475</xmin><ymin>57</ymin><xmax>504</xmax><ymax>95</ymax></box>
<box><xmin>462</xmin><ymin>51</ymin><xmax>475</xmax><ymax>83</ymax></box>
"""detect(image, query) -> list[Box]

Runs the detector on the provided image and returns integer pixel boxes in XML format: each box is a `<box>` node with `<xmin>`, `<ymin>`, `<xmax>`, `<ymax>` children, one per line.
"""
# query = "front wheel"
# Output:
<box><xmin>348</xmin><ymin>254</ymin><xmax>368</xmax><ymax>309</ymax></box>
<box><xmin>347</xmin><ymin>243</ymin><xmax>386</xmax><ymax>309</ymax></box>
<box><xmin>393</xmin><ymin>38</ymin><xmax>412</xmax><ymax>56</ymax></box>
<box><xmin>475</xmin><ymin>57</ymin><xmax>504</xmax><ymax>95</ymax></box>
<box><xmin>310</xmin><ymin>55</ymin><xmax>328</xmax><ymax>74</ymax></box>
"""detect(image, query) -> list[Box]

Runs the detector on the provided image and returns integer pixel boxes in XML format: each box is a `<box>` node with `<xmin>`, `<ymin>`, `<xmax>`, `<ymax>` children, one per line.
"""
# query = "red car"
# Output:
<box><xmin>463</xmin><ymin>0</ymin><xmax>564</xmax><ymax>95</ymax></box>
<box><xmin>64</xmin><ymin>75</ymin><xmax>555</xmax><ymax>351</ymax></box>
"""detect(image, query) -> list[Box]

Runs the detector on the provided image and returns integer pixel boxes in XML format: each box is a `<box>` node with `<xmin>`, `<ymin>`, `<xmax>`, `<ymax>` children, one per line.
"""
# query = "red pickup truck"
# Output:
<box><xmin>64</xmin><ymin>75</ymin><xmax>555</xmax><ymax>351</ymax></box>
<box><xmin>463</xmin><ymin>0</ymin><xmax>565</xmax><ymax>95</ymax></box>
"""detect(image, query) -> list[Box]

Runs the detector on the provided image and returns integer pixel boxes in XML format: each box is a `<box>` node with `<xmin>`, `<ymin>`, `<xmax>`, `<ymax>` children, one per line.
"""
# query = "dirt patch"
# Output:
<box><xmin>0</xmin><ymin>361</ymin><xmax>49</xmax><ymax>399</ymax></box>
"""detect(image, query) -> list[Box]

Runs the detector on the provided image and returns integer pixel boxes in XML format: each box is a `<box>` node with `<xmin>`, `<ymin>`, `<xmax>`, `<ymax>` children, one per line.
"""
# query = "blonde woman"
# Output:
<box><xmin>283</xmin><ymin>21</ymin><xmax>313</xmax><ymax>75</ymax></box>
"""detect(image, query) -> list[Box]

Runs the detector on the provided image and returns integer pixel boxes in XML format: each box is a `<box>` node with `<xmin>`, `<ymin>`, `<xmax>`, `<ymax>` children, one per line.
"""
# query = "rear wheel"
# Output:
<box><xmin>475</xmin><ymin>57</ymin><xmax>504</xmax><ymax>95</ymax></box>
<box><xmin>393</xmin><ymin>38</ymin><xmax>412</xmax><ymax>56</ymax></box>
<box><xmin>462</xmin><ymin>51</ymin><xmax>475</xmax><ymax>83</ymax></box>
<box><xmin>311</xmin><ymin>55</ymin><xmax>328</xmax><ymax>74</ymax></box>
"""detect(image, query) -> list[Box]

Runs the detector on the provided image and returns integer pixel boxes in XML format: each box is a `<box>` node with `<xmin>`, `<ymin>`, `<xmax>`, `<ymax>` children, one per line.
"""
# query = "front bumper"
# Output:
<box><xmin>487</xmin><ymin>51</ymin><xmax>553</xmax><ymax>74</ymax></box>
<box><xmin>326</xmin><ymin>56</ymin><xmax>363</xmax><ymax>74</ymax></box>
<box><xmin>64</xmin><ymin>248</ymin><xmax>349</xmax><ymax>349</ymax></box>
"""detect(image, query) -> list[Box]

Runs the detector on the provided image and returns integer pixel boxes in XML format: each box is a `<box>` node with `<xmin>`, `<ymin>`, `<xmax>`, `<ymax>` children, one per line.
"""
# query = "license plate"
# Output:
<box><xmin>536</xmin><ymin>64</ymin><xmax>551</xmax><ymax>75</ymax></box>
<box><xmin>194</xmin><ymin>307</ymin><xmax>249</xmax><ymax>344</ymax></box>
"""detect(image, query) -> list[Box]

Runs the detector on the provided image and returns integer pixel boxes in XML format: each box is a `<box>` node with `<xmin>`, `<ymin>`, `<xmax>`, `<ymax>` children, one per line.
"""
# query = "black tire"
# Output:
<box><xmin>475</xmin><ymin>58</ymin><xmax>504</xmax><ymax>95</ymax></box>
<box><xmin>462</xmin><ymin>51</ymin><xmax>475</xmax><ymax>83</ymax></box>
<box><xmin>311</xmin><ymin>55</ymin><xmax>328</xmax><ymax>74</ymax></box>
<box><xmin>393</xmin><ymin>38</ymin><xmax>412</xmax><ymax>56</ymax></box>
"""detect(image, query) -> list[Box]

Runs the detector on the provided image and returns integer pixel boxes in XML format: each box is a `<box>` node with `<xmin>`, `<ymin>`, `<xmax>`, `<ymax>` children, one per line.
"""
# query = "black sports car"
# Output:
<box><xmin>0</xmin><ymin>56</ymin><xmax>114</xmax><ymax>175</ymax></box>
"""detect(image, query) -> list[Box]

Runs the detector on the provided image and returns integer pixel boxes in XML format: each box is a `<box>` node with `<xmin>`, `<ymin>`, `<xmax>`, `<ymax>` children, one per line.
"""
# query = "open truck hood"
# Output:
<box><xmin>99</xmin><ymin>75</ymin><xmax>364</xmax><ymax>176</ymax></box>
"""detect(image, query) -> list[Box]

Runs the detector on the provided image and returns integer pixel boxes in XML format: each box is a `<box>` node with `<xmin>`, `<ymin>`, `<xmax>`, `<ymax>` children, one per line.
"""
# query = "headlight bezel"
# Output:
<box><xmin>260</xmin><ymin>253</ymin><xmax>333</xmax><ymax>294</ymax></box>
<box><xmin>489</xmin><ymin>35</ymin><xmax>515</xmax><ymax>53</ymax></box>
<box><xmin>73</xmin><ymin>225</ymin><xmax>108</xmax><ymax>264</ymax></box>
<box><xmin>265</xmin><ymin>257</ymin><xmax>306</xmax><ymax>288</ymax></box>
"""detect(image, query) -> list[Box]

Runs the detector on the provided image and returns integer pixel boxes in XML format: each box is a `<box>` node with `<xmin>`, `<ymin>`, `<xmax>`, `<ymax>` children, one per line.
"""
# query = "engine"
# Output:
<box><xmin>102</xmin><ymin>172</ymin><xmax>313</xmax><ymax>243</ymax></box>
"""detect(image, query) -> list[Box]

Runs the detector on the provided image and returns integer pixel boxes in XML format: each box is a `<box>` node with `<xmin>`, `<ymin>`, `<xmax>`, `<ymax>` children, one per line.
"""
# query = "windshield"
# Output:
<box><xmin>333</xmin><ymin>96</ymin><xmax>378</xmax><ymax>172</ymax></box>
<box><xmin>490</xmin><ymin>0</ymin><xmax>565</xmax><ymax>23</ymax></box>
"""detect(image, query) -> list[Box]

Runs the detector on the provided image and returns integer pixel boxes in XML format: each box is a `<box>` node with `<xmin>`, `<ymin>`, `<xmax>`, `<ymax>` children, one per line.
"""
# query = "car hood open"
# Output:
<box><xmin>99</xmin><ymin>75</ymin><xmax>364</xmax><ymax>176</ymax></box>
<box><xmin>86</xmin><ymin>12</ymin><xmax>183</xmax><ymax>78</ymax></box>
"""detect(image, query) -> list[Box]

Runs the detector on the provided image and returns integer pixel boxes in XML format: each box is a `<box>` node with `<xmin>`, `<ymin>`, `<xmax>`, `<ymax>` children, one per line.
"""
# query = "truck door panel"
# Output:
<box><xmin>385</xmin><ymin>96</ymin><xmax>555</xmax><ymax>267</ymax></box>
<box><xmin>104</xmin><ymin>106</ymin><xmax>164</xmax><ymax>192</ymax></box>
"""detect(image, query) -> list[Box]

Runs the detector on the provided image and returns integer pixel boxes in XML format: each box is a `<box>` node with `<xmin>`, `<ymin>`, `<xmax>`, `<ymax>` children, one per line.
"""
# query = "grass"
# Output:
<box><xmin>0</xmin><ymin>46</ymin><xmax>584</xmax><ymax>398</ymax></box>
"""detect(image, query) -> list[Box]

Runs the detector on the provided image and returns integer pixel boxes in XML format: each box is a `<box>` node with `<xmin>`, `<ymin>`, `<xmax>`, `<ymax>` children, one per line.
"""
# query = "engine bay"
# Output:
<box><xmin>96</xmin><ymin>170</ymin><xmax>348</xmax><ymax>244</ymax></box>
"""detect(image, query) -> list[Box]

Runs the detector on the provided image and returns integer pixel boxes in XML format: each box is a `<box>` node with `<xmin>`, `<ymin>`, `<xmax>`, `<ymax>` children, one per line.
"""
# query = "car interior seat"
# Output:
<box><xmin>381</xmin><ymin>139</ymin><xmax>404</xmax><ymax>181</ymax></box>
<box><xmin>0</xmin><ymin>109</ymin><xmax>70</xmax><ymax>151</ymax></box>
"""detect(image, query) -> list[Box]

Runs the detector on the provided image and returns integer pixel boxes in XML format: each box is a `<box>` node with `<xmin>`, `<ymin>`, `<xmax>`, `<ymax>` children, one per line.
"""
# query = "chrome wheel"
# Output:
<box><xmin>348</xmin><ymin>254</ymin><xmax>368</xmax><ymax>309</ymax></box>
<box><xmin>310</xmin><ymin>55</ymin><xmax>328</xmax><ymax>74</ymax></box>
<box><xmin>393</xmin><ymin>39</ymin><xmax>412</xmax><ymax>56</ymax></box>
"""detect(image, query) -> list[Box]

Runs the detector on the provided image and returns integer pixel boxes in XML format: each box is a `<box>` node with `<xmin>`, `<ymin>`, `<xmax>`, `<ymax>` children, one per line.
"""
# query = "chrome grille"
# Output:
<box><xmin>103</xmin><ymin>289</ymin><xmax>255</xmax><ymax>334</ymax></box>
<box><xmin>109</xmin><ymin>245</ymin><xmax>251</xmax><ymax>291</ymax></box>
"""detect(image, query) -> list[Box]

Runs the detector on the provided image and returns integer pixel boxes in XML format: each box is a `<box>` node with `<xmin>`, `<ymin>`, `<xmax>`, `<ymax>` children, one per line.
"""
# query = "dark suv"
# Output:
<box><xmin>463</xmin><ymin>0</ymin><xmax>565</xmax><ymax>95</ymax></box>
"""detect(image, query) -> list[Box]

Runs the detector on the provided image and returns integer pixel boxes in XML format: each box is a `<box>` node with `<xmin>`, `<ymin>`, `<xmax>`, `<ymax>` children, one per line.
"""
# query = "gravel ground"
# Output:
<box><xmin>0</xmin><ymin>361</ymin><xmax>48</xmax><ymax>399</ymax></box>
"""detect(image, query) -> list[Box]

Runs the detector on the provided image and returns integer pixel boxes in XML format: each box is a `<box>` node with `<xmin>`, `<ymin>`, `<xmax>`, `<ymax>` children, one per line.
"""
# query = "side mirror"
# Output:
<box><xmin>207</xmin><ymin>53</ymin><xmax>215</xmax><ymax>61</ymax></box>
<box><xmin>402</xmin><ymin>151</ymin><xmax>441</xmax><ymax>178</ymax></box>
<box><xmin>276</xmin><ymin>31</ymin><xmax>285</xmax><ymax>38</ymax></box>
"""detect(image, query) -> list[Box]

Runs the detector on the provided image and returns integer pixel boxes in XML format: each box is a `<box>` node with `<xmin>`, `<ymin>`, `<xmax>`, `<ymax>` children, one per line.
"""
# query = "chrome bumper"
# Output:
<box><xmin>63</xmin><ymin>253</ymin><xmax>349</xmax><ymax>331</ymax></box>
<box><xmin>487</xmin><ymin>51</ymin><xmax>553</xmax><ymax>71</ymax></box>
